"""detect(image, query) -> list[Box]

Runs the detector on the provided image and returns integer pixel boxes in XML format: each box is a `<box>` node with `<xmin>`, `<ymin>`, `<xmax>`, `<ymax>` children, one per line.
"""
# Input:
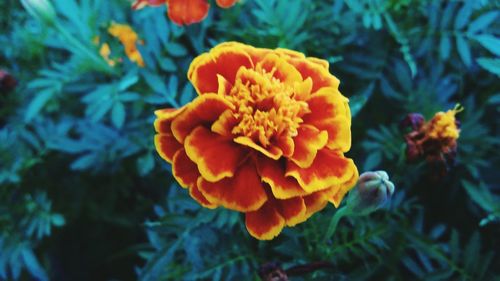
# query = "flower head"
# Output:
<box><xmin>154</xmin><ymin>42</ymin><xmax>358</xmax><ymax>240</ymax></box>
<box><xmin>132</xmin><ymin>0</ymin><xmax>238</xmax><ymax>26</ymax></box>
<box><xmin>402</xmin><ymin>105</ymin><xmax>463</xmax><ymax>169</ymax></box>
<box><xmin>107</xmin><ymin>23</ymin><xmax>145</xmax><ymax>67</ymax></box>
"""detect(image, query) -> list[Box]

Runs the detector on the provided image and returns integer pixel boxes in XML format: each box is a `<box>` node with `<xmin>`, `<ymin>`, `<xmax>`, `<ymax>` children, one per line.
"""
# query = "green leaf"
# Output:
<box><xmin>165</xmin><ymin>42</ymin><xmax>188</xmax><ymax>57</ymax></box>
<box><xmin>111</xmin><ymin>102</ymin><xmax>126</xmax><ymax>129</ymax></box>
<box><xmin>440</xmin><ymin>36</ymin><xmax>451</xmax><ymax>60</ymax></box>
<box><xmin>456</xmin><ymin>35</ymin><xmax>472</xmax><ymax>67</ymax></box>
<box><xmin>25</xmin><ymin>90</ymin><xmax>53</xmax><ymax>122</ymax></box>
<box><xmin>476</xmin><ymin>57</ymin><xmax>500</xmax><ymax>76</ymax></box>
<box><xmin>137</xmin><ymin>153</ymin><xmax>155</xmax><ymax>176</ymax></box>
<box><xmin>474</xmin><ymin>34</ymin><xmax>500</xmax><ymax>56</ymax></box>
<box><xmin>50</xmin><ymin>214</ymin><xmax>65</xmax><ymax>227</ymax></box>
<box><xmin>468</xmin><ymin>11</ymin><xmax>498</xmax><ymax>34</ymax></box>
<box><xmin>454</xmin><ymin>2</ymin><xmax>473</xmax><ymax>29</ymax></box>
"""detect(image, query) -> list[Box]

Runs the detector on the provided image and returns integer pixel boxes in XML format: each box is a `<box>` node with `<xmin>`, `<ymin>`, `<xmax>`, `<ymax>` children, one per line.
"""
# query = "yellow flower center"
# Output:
<box><xmin>228</xmin><ymin>67</ymin><xmax>309</xmax><ymax>147</ymax></box>
<box><xmin>427</xmin><ymin>104</ymin><xmax>463</xmax><ymax>140</ymax></box>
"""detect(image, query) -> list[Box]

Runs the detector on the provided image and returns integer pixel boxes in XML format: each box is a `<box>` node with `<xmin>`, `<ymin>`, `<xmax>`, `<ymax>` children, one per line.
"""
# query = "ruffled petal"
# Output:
<box><xmin>185</xmin><ymin>126</ymin><xmax>247</xmax><ymax>182</ymax></box>
<box><xmin>286</xmin><ymin>149</ymin><xmax>357</xmax><ymax>193</ymax></box>
<box><xmin>154</xmin><ymin>107</ymin><xmax>185</xmax><ymax>133</ymax></box>
<box><xmin>171</xmin><ymin>94</ymin><xmax>234</xmax><ymax>142</ymax></box>
<box><xmin>166</xmin><ymin>0</ymin><xmax>210</xmax><ymax>26</ymax></box>
<box><xmin>256</xmin><ymin>156</ymin><xmax>308</xmax><ymax>199</ymax></box>
<box><xmin>245</xmin><ymin>201</ymin><xmax>285</xmax><ymax>240</ymax></box>
<box><xmin>256</xmin><ymin>53</ymin><xmax>303</xmax><ymax>86</ymax></box>
<box><xmin>188</xmin><ymin>44</ymin><xmax>253</xmax><ymax>95</ymax></box>
<box><xmin>234</xmin><ymin>136</ymin><xmax>282</xmax><ymax>160</ymax></box>
<box><xmin>304</xmin><ymin>87</ymin><xmax>351</xmax><ymax>152</ymax></box>
<box><xmin>172</xmin><ymin>149</ymin><xmax>199</xmax><ymax>188</ymax></box>
<box><xmin>275</xmin><ymin>135</ymin><xmax>294</xmax><ymax>158</ymax></box>
<box><xmin>276</xmin><ymin>197</ymin><xmax>307</xmax><ymax>226</ymax></box>
<box><xmin>190</xmin><ymin>179</ymin><xmax>217</xmax><ymax>209</ymax></box>
<box><xmin>211</xmin><ymin>109</ymin><xmax>238</xmax><ymax>137</ymax></box>
<box><xmin>303</xmin><ymin>192</ymin><xmax>329</xmax><ymax>218</ymax></box>
<box><xmin>307</xmin><ymin>57</ymin><xmax>329</xmax><ymax>69</ymax></box>
<box><xmin>155</xmin><ymin>133</ymin><xmax>182</xmax><ymax>163</ymax></box>
<box><xmin>285</xmin><ymin>57</ymin><xmax>340</xmax><ymax>93</ymax></box>
<box><xmin>216</xmin><ymin>0</ymin><xmax>237</xmax><ymax>8</ymax></box>
<box><xmin>289</xmin><ymin>125</ymin><xmax>328</xmax><ymax>168</ymax></box>
<box><xmin>327</xmin><ymin>165</ymin><xmax>359</xmax><ymax>208</ymax></box>
<box><xmin>198</xmin><ymin>161</ymin><xmax>267</xmax><ymax>212</ymax></box>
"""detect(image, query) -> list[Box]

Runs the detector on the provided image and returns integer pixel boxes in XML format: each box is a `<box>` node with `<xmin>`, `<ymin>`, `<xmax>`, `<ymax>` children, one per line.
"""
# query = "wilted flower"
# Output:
<box><xmin>132</xmin><ymin>0</ymin><xmax>238</xmax><ymax>26</ymax></box>
<box><xmin>0</xmin><ymin>70</ymin><xmax>17</xmax><ymax>93</ymax></box>
<box><xmin>346</xmin><ymin>171</ymin><xmax>395</xmax><ymax>215</ymax></box>
<box><xmin>154</xmin><ymin>42</ymin><xmax>358</xmax><ymax>240</ymax></box>
<box><xmin>402</xmin><ymin>105</ymin><xmax>463</xmax><ymax>170</ymax></box>
<box><xmin>107</xmin><ymin>23</ymin><xmax>145</xmax><ymax>67</ymax></box>
<box><xmin>20</xmin><ymin>0</ymin><xmax>56</xmax><ymax>25</ymax></box>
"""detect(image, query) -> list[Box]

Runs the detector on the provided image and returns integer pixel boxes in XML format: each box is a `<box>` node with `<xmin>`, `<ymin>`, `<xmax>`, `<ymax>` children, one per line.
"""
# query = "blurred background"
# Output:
<box><xmin>0</xmin><ymin>0</ymin><xmax>499</xmax><ymax>280</ymax></box>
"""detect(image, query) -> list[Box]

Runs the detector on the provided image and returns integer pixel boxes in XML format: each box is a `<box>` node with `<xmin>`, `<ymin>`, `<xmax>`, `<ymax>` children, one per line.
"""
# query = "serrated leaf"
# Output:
<box><xmin>468</xmin><ymin>11</ymin><xmax>498</xmax><ymax>34</ymax></box>
<box><xmin>454</xmin><ymin>2</ymin><xmax>473</xmax><ymax>29</ymax></box>
<box><xmin>456</xmin><ymin>35</ymin><xmax>472</xmax><ymax>67</ymax></box>
<box><xmin>464</xmin><ymin>232</ymin><xmax>480</xmax><ymax>271</ymax></box>
<box><xmin>474</xmin><ymin>34</ymin><xmax>500</xmax><ymax>56</ymax></box>
<box><xmin>71</xmin><ymin>153</ymin><xmax>97</xmax><ymax>170</ymax></box>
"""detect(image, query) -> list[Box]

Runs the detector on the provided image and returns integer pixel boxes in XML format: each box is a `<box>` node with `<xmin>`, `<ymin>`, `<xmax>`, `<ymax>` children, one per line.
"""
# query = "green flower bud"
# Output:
<box><xmin>21</xmin><ymin>0</ymin><xmax>56</xmax><ymax>26</ymax></box>
<box><xmin>347</xmin><ymin>171</ymin><xmax>395</xmax><ymax>215</ymax></box>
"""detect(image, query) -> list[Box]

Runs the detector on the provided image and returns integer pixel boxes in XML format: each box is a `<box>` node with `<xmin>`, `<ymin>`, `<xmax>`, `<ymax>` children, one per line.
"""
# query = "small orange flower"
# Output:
<box><xmin>108</xmin><ymin>23</ymin><xmax>145</xmax><ymax>67</ymax></box>
<box><xmin>402</xmin><ymin>105</ymin><xmax>463</xmax><ymax>171</ymax></box>
<box><xmin>132</xmin><ymin>0</ymin><xmax>238</xmax><ymax>26</ymax></box>
<box><xmin>154</xmin><ymin>42</ymin><xmax>358</xmax><ymax>240</ymax></box>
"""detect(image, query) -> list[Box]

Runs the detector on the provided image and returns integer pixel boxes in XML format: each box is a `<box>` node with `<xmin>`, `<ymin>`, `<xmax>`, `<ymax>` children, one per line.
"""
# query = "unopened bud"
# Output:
<box><xmin>0</xmin><ymin>70</ymin><xmax>17</xmax><ymax>93</ymax></box>
<box><xmin>347</xmin><ymin>171</ymin><xmax>395</xmax><ymax>215</ymax></box>
<box><xmin>21</xmin><ymin>0</ymin><xmax>56</xmax><ymax>26</ymax></box>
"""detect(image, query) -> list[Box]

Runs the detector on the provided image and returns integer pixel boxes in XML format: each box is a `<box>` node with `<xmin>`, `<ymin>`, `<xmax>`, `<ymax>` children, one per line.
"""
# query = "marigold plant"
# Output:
<box><xmin>132</xmin><ymin>0</ymin><xmax>238</xmax><ymax>26</ymax></box>
<box><xmin>154</xmin><ymin>42</ymin><xmax>358</xmax><ymax>240</ymax></box>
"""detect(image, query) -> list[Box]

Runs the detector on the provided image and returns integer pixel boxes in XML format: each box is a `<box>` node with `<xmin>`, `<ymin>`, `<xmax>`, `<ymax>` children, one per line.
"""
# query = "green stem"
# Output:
<box><xmin>53</xmin><ymin>22</ymin><xmax>114</xmax><ymax>74</ymax></box>
<box><xmin>324</xmin><ymin>206</ymin><xmax>350</xmax><ymax>243</ymax></box>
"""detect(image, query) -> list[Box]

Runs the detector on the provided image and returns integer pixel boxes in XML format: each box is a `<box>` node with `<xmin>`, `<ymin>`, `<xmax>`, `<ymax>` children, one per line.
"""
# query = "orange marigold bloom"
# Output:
<box><xmin>154</xmin><ymin>42</ymin><xmax>358</xmax><ymax>240</ymax></box>
<box><xmin>108</xmin><ymin>23</ymin><xmax>145</xmax><ymax>67</ymax></box>
<box><xmin>402</xmin><ymin>105</ymin><xmax>463</xmax><ymax>173</ymax></box>
<box><xmin>132</xmin><ymin>0</ymin><xmax>238</xmax><ymax>26</ymax></box>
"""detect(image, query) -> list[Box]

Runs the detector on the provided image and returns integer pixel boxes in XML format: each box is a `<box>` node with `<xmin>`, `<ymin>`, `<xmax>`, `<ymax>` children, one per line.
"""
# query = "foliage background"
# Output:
<box><xmin>1</xmin><ymin>0</ymin><xmax>499</xmax><ymax>280</ymax></box>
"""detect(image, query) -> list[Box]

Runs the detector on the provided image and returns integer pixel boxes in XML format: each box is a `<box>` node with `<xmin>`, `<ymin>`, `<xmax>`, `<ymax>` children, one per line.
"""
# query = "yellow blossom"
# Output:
<box><xmin>107</xmin><ymin>23</ymin><xmax>145</xmax><ymax>67</ymax></box>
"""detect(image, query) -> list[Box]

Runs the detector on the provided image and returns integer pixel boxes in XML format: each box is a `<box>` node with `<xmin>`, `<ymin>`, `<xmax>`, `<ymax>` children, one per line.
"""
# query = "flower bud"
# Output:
<box><xmin>20</xmin><ymin>0</ymin><xmax>56</xmax><ymax>26</ymax></box>
<box><xmin>347</xmin><ymin>171</ymin><xmax>395</xmax><ymax>215</ymax></box>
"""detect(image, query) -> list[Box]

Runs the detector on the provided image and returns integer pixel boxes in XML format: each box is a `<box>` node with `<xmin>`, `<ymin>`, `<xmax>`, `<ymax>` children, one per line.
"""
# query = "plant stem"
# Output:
<box><xmin>324</xmin><ymin>206</ymin><xmax>349</xmax><ymax>243</ymax></box>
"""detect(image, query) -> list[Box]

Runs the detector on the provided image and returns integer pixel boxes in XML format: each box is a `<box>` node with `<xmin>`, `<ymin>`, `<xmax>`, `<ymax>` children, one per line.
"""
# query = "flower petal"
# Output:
<box><xmin>307</xmin><ymin>57</ymin><xmax>329</xmax><ymax>70</ymax></box>
<box><xmin>166</xmin><ymin>0</ymin><xmax>210</xmax><ymax>26</ymax></box>
<box><xmin>211</xmin><ymin>109</ymin><xmax>238</xmax><ymax>137</ymax></box>
<box><xmin>198</xmin><ymin>161</ymin><xmax>267</xmax><ymax>212</ymax></box>
<box><xmin>155</xmin><ymin>133</ymin><xmax>182</xmax><ymax>163</ymax></box>
<box><xmin>286</xmin><ymin>149</ymin><xmax>357</xmax><ymax>193</ymax></box>
<box><xmin>234</xmin><ymin>136</ymin><xmax>282</xmax><ymax>160</ymax></box>
<box><xmin>256</xmin><ymin>53</ymin><xmax>303</xmax><ymax>86</ymax></box>
<box><xmin>188</xmin><ymin>44</ymin><xmax>253</xmax><ymax>95</ymax></box>
<box><xmin>303</xmin><ymin>192</ymin><xmax>329</xmax><ymax>217</ymax></box>
<box><xmin>285</xmin><ymin>57</ymin><xmax>340</xmax><ymax>93</ymax></box>
<box><xmin>171</xmin><ymin>94</ymin><xmax>234</xmax><ymax>143</ymax></box>
<box><xmin>289</xmin><ymin>125</ymin><xmax>328</xmax><ymax>168</ymax></box>
<box><xmin>276</xmin><ymin>197</ymin><xmax>307</xmax><ymax>226</ymax></box>
<box><xmin>304</xmin><ymin>87</ymin><xmax>351</xmax><ymax>152</ymax></box>
<box><xmin>185</xmin><ymin>126</ymin><xmax>247</xmax><ymax>182</ymax></box>
<box><xmin>256</xmin><ymin>156</ymin><xmax>308</xmax><ymax>199</ymax></box>
<box><xmin>216</xmin><ymin>0</ymin><xmax>237</xmax><ymax>8</ymax></box>
<box><xmin>190</xmin><ymin>179</ymin><xmax>217</xmax><ymax>209</ymax></box>
<box><xmin>245</xmin><ymin>201</ymin><xmax>285</xmax><ymax>240</ymax></box>
<box><xmin>172</xmin><ymin>149</ymin><xmax>199</xmax><ymax>188</ymax></box>
<box><xmin>154</xmin><ymin>107</ymin><xmax>185</xmax><ymax>133</ymax></box>
<box><xmin>327</xmin><ymin>165</ymin><xmax>359</xmax><ymax>207</ymax></box>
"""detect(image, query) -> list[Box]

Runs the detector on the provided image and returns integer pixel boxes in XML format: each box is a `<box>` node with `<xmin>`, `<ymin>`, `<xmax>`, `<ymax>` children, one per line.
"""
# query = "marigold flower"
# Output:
<box><xmin>154</xmin><ymin>42</ymin><xmax>358</xmax><ymax>240</ymax></box>
<box><xmin>402</xmin><ymin>105</ymin><xmax>463</xmax><ymax>171</ymax></box>
<box><xmin>132</xmin><ymin>0</ymin><xmax>238</xmax><ymax>26</ymax></box>
<box><xmin>107</xmin><ymin>23</ymin><xmax>145</xmax><ymax>67</ymax></box>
